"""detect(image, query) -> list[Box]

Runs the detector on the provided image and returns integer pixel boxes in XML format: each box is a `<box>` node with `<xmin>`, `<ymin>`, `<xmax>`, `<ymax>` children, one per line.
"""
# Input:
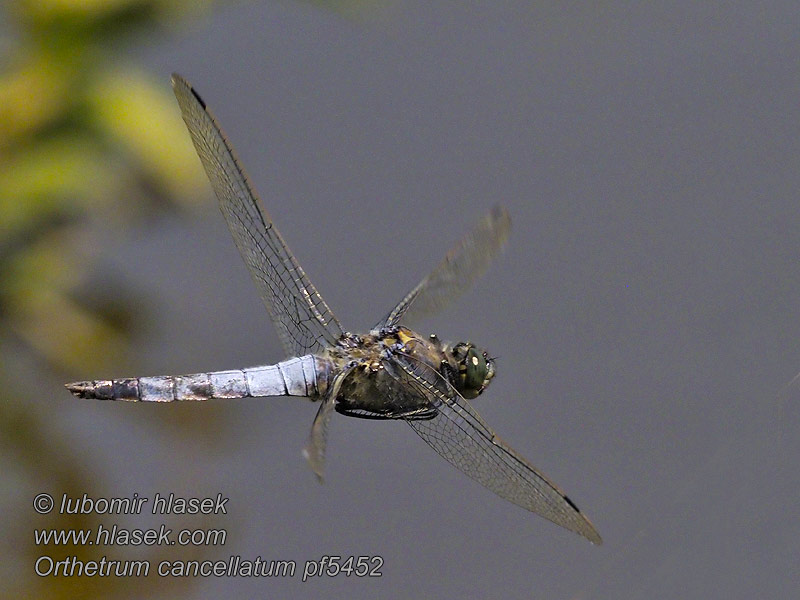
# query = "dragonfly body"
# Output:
<box><xmin>66</xmin><ymin>354</ymin><xmax>332</xmax><ymax>402</ymax></box>
<box><xmin>66</xmin><ymin>74</ymin><xmax>602</xmax><ymax>544</ymax></box>
<box><xmin>67</xmin><ymin>325</ymin><xmax>487</xmax><ymax>419</ymax></box>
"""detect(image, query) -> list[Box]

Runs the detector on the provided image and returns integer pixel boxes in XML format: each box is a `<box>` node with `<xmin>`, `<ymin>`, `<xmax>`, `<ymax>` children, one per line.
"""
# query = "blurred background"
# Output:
<box><xmin>2</xmin><ymin>1</ymin><xmax>799</xmax><ymax>598</ymax></box>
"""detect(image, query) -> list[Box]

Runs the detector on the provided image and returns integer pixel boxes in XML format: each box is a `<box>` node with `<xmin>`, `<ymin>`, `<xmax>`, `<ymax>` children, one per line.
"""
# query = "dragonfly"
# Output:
<box><xmin>66</xmin><ymin>73</ymin><xmax>601</xmax><ymax>545</ymax></box>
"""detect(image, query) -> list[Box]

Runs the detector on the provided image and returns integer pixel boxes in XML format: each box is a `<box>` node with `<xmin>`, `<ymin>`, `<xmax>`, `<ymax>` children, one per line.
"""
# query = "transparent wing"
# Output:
<box><xmin>387</xmin><ymin>353</ymin><xmax>602</xmax><ymax>544</ymax></box>
<box><xmin>303</xmin><ymin>396</ymin><xmax>337</xmax><ymax>481</ymax></box>
<box><xmin>302</xmin><ymin>366</ymin><xmax>354</xmax><ymax>481</ymax></box>
<box><xmin>377</xmin><ymin>205</ymin><xmax>511</xmax><ymax>330</ymax></box>
<box><xmin>172</xmin><ymin>74</ymin><xmax>343</xmax><ymax>357</ymax></box>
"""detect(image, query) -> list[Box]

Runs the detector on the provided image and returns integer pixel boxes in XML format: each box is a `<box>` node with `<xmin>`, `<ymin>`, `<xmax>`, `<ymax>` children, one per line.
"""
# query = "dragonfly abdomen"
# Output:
<box><xmin>66</xmin><ymin>355</ymin><xmax>331</xmax><ymax>402</ymax></box>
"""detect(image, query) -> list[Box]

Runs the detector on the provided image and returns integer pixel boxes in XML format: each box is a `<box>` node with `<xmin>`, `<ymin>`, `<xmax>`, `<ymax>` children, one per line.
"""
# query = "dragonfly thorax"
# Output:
<box><xmin>390</xmin><ymin>327</ymin><xmax>496</xmax><ymax>400</ymax></box>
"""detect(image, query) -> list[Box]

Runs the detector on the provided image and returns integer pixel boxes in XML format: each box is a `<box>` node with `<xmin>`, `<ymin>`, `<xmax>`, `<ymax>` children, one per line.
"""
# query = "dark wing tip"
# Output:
<box><xmin>170</xmin><ymin>72</ymin><xmax>187</xmax><ymax>90</ymax></box>
<box><xmin>487</xmin><ymin>204</ymin><xmax>511</xmax><ymax>233</ymax></box>
<box><xmin>585</xmin><ymin>524</ymin><xmax>603</xmax><ymax>545</ymax></box>
<box><xmin>489</xmin><ymin>204</ymin><xmax>511</xmax><ymax>225</ymax></box>
<box><xmin>573</xmin><ymin>509</ymin><xmax>603</xmax><ymax>546</ymax></box>
<box><xmin>170</xmin><ymin>72</ymin><xmax>207</xmax><ymax>109</ymax></box>
<box><xmin>559</xmin><ymin>493</ymin><xmax>603</xmax><ymax>545</ymax></box>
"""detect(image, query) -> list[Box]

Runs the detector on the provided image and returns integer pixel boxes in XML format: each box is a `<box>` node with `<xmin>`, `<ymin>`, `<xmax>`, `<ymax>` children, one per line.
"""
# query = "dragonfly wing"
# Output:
<box><xmin>303</xmin><ymin>395</ymin><xmax>337</xmax><ymax>481</ymax></box>
<box><xmin>302</xmin><ymin>365</ymin><xmax>354</xmax><ymax>480</ymax></box>
<box><xmin>172</xmin><ymin>74</ymin><xmax>343</xmax><ymax>356</ymax></box>
<box><xmin>389</xmin><ymin>353</ymin><xmax>602</xmax><ymax>544</ymax></box>
<box><xmin>377</xmin><ymin>205</ymin><xmax>511</xmax><ymax>330</ymax></box>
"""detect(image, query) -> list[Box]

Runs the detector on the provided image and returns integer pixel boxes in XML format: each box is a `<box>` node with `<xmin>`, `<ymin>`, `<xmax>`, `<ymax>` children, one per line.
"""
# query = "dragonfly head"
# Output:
<box><xmin>452</xmin><ymin>342</ymin><xmax>496</xmax><ymax>399</ymax></box>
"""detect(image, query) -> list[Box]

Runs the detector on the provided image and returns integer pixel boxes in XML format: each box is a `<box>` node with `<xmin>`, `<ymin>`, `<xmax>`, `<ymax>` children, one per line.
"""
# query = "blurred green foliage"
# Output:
<box><xmin>1</xmin><ymin>0</ymin><xmax>382</xmax><ymax>596</ymax></box>
<box><xmin>0</xmin><ymin>1</ymin><xmax>213</xmax><ymax>597</ymax></box>
<box><xmin>1</xmin><ymin>0</ymin><xmax>211</xmax><ymax>374</ymax></box>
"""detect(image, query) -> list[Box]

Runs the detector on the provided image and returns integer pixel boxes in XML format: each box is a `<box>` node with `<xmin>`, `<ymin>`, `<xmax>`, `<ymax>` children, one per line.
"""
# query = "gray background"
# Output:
<box><xmin>45</xmin><ymin>1</ymin><xmax>800</xmax><ymax>598</ymax></box>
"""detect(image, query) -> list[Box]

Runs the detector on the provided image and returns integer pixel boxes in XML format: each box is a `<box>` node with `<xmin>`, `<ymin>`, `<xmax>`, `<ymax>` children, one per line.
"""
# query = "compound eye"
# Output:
<box><xmin>463</xmin><ymin>347</ymin><xmax>488</xmax><ymax>392</ymax></box>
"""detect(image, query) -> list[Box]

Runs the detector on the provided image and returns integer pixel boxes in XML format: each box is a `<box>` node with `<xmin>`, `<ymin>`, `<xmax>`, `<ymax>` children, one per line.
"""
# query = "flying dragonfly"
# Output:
<box><xmin>66</xmin><ymin>74</ymin><xmax>601</xmax><ymax>544</ymax></box>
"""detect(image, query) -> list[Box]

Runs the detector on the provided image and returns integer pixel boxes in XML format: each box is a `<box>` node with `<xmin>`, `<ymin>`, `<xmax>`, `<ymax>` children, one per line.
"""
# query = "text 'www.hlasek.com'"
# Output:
<box><xmin>32</xmin><ymin>492</ymin><xmax>383</xmax><ymax>580</ymax></box>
